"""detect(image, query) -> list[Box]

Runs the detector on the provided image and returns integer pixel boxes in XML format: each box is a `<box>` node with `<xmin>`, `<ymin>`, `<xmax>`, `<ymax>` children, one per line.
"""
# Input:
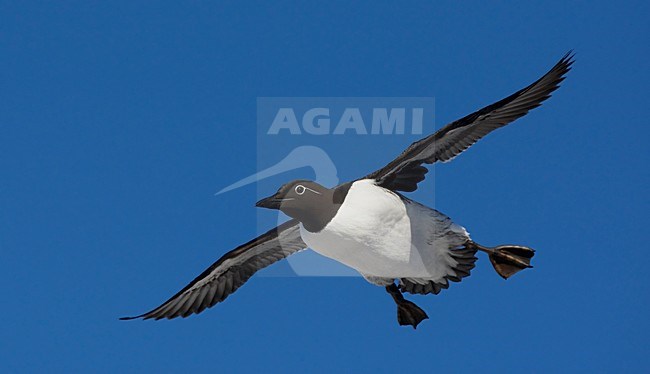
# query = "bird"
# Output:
<box><xmin>121</xmin><ymin>52</ymin><xmax>573</xmax><ymax>328</ymax></box>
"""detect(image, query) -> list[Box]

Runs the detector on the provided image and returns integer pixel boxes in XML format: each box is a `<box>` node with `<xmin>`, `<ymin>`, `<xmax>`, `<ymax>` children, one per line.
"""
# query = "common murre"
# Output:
<box><xmin>121</xmin><ymin>52</ymin><xmax>573</xmax><ymax>328</ymax></box>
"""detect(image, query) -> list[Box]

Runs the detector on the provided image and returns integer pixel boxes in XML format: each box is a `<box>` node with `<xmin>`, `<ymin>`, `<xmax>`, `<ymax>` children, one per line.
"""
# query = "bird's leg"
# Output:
<box><xmin>385</xmin><ymin>283</ymin><xmax>428</xmax><ymax>329</ymax></box>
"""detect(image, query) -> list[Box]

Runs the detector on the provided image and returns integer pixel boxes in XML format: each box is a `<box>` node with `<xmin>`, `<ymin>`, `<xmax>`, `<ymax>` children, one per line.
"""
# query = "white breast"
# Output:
<box><xmin>300</xmin><ymin>179</ymin><xmax>443</xmax><ymax>278</ymax></box>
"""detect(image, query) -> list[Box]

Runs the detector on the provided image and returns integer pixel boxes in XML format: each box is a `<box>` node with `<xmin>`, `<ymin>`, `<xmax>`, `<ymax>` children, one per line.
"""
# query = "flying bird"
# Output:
<box><xmin>122</xmin><ymin>53</ymin><xmax>573</xmax><ymax>328</ymax></box>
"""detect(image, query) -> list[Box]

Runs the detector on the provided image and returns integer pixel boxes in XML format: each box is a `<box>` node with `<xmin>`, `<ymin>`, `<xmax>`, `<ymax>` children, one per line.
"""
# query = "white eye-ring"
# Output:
<box><xmin>294</xmin><ymin>184</ymin><xmax>321</xmax><ymax>196</ymax></box>
<box><xmin>295</xmin><ymin>185</ymin><xmax>306</xmax><ymax>195</ymax></box>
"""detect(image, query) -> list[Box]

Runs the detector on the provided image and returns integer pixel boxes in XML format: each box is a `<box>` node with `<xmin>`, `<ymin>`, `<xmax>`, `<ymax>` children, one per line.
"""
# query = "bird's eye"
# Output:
<box><xmin>295</xmin><ymin>185</ymin><xmax>306</xmax><ymax>195</ymax></box>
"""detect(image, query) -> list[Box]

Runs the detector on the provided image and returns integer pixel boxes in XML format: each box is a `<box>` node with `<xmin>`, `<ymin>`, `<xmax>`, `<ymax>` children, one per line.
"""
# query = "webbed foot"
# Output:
<box><xmin>396</xmin><ymin>299</ymin><xmax>429</xmax><ymax>329</ymax></box>
<box><xmin>386</xmin><ymin>283</ymin><xmax>429</xmax><ymax>329</ymax></box>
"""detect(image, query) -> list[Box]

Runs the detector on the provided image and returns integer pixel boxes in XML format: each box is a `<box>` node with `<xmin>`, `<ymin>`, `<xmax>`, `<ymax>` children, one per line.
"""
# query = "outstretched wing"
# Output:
<box><xmin>121</xmin><ymin>219</ymin><xmax>305</xmax><ymax>320</ymax></box>
<box><xmin>365</xmin><ymin>52</ymin><xmax>574</xmax><ymax>192</ymax></box>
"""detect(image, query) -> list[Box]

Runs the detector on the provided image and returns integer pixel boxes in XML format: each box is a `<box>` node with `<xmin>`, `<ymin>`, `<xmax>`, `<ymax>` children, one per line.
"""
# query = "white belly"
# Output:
<box><xmin>300</xmin><ymin>180</ymin><xmax>469</xmax><ymax>279</ymax></box>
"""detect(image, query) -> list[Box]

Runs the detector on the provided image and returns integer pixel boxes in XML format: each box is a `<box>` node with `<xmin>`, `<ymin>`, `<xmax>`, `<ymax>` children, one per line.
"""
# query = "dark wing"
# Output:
<box><xmin>365</xmin><ymin>52</ymin><xmax>574</xmax><ymax>192</ymax></box>
<box><xmin>120</xmin><ymin>219</ymin><xmax>305</xmax><ymax>320</ymax></box>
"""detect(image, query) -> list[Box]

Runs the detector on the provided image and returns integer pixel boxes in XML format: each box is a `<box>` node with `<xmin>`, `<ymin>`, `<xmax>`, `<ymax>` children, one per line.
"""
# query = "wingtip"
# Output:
<box><xmin>547</xmin><ymin>50</ymin><xmax>575</xmax><ymax>86</ymax></box>
<box><xmin>561</xmin><ymin>50</ymin><xmax>576</xmax><ymax>68</ymax></box>
<box><xmin>119</xmin><ymin>314</ymin><xmax>149</xmax><ymax>321</ymax></box>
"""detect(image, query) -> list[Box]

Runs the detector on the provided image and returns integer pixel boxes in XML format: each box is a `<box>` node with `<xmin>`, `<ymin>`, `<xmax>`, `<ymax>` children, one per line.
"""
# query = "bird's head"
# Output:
<box><xmin>255</xmin><ymin>180</ymin><xmax>330</xmax><ymax>219</ymax></box>
<box><xmin>256</xmin><ymin>180</ymin><xmax>353</xmax><ymax>232</ymax></box>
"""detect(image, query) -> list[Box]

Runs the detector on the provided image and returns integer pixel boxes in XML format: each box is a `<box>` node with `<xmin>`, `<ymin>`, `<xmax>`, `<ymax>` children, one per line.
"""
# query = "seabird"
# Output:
<box><xmin>121</xmin><ymin>53</ymin><xmax>573</xmax><ymax>328</ymax></box>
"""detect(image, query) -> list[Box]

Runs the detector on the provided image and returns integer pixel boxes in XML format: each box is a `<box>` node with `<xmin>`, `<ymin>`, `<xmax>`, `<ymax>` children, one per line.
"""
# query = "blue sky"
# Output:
<box><xmin>1</xmin><ymin>1</ymin><xmax>648</xmax><ymax>372</ymax></box>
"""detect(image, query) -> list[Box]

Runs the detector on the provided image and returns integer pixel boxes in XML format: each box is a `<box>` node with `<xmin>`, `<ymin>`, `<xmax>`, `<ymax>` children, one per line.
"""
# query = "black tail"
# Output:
<box><xmin>468</xmin><ymin>242</ymin><xmax>535</xmax><ymax>279</ymax></box>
